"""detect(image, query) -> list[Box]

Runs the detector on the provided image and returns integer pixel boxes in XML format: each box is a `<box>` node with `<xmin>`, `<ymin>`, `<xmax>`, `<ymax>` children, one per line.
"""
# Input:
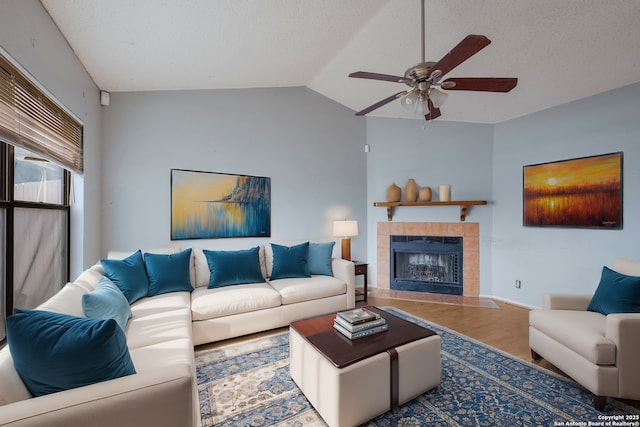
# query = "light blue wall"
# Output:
<box><xmin>365</xmin><ymin>118</ymin><xmax>494</xmax><ymax>294</ymax></box>
<box><xmin>0</xmin><ymin>0</ymin><xmax>102</xmax><ymax>276</ymax></box>
<box><xmin>100</xmin><ymin>88</ymin><xmax>368</xmax><ymax>257</ymax></box>
<box><xmin>491</xmin><ymin>82</ymin><xmax>640</xmax><ymax>307</ymax></box>
<box><xmin>3</xmin><ymin>1</ymin><xmax>639</xmax><ymax>309</ymax></box>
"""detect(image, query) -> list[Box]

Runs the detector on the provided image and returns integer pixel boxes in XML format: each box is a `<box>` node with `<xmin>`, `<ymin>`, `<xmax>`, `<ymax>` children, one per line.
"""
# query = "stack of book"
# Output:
<box><xmin>333</xmin><ymin>307</ymin><xmax>388</xmax><ymax>340</ymax></box>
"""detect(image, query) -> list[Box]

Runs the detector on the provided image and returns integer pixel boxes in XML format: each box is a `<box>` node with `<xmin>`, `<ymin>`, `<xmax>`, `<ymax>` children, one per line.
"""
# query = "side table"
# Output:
<box><xmin>354</xmin><ymin>261</ymin><xmax>368</xmax><ymax>302</ymax></box>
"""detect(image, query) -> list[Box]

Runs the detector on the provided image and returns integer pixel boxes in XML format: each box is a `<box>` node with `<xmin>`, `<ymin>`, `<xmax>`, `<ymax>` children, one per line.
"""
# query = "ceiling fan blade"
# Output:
<box><xmin>424</xmin><ymin>99</ymin><xmax>441</xmax><ymax>121</ymax></box>
<box><xmin>349</xmin><ymin>71</ymin><xmax>411</xmax><ymax>84</ymax></box>
<box><xmin>428</xmin><ymin>35</ymin><xmax>491</xmax><ymax>78</ymax></box>
<box><xmin>355</xmin><ymin>91</ymin><xmax>408</xmax><ymax>116</ymax></box>
<box><xmin>442</xmin><ymin>77</ymin><xmax>518</xmax><ymax>92</ymax></box>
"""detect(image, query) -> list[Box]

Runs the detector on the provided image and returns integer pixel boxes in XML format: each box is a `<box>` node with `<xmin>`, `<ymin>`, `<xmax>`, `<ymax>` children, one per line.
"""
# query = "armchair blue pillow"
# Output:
<box><xmin>101</xmin><ymin>250</ymin><xmax>149</xmax><ymax>304</ymax></box>
<box><xmin>6</xmin><ymin>310</ymin><xmax>136</xmax><ymax>397</ymax></box>
<box><xmin>587</xmin><ymin>266</ymin><xmax>640</xmax><ymax>315</ymax></box>
<box><xmin>270</xmin><ymin>242</ymin><xmax>310</xmax><ymax>280</ymax></box>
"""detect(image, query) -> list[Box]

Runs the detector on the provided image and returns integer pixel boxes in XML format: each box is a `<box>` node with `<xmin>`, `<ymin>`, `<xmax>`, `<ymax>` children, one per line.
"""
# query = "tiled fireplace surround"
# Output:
<box><xmin>377</xmin><ymin>222</ymin><xmax>480</xmax><ymax>297</ymax></box>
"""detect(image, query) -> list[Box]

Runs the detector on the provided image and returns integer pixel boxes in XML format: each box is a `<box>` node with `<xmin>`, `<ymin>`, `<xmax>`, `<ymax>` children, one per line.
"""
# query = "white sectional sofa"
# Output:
<box><xmin>0</xmin><ymin>242</ymin><xmax>355</xmax><ymax>427</ymax></box>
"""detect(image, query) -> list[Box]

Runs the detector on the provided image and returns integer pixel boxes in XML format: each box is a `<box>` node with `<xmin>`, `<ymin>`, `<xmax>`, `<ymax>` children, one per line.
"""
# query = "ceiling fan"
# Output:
<box><xmin>349</xmin><ymin>0</ymin><xmax>517</xmax><ymax>121</ymax></box>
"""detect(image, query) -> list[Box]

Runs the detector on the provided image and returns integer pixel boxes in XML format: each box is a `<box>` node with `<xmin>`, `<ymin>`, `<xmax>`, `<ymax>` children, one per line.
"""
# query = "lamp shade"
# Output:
<box><xmin>333</xmin><ymin>220</ymin><xmax>358</xmax><ymax>237</ymax></box>
<box><xmin>429</xmin><ymin>88</ymin><xmax>449</xmax><ymax>108</ymax></box>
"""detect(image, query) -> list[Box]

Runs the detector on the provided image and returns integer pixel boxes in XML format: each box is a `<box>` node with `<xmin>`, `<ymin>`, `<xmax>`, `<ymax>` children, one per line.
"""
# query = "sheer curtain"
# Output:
<box><xmin>12</xmin><ymin>208</ymin><xmax>67</xmax><ymax>310</ymax></box>
<box><xmin>0</xmin><ymin>208</ymin><xmax>5</xmax><ymax>341</ymax></box>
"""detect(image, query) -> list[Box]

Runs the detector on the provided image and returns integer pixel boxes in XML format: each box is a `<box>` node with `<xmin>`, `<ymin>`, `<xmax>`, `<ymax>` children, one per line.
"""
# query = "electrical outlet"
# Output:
<box><xmin>515</xmin><ymin>280</ymin><xmax>521</xmax><ymax>289</ymax></box>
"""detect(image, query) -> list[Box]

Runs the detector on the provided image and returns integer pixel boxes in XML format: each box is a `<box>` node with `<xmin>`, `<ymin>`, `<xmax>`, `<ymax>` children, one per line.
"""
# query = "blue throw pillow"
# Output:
<box><xmin>101</xmin><ymin>250</ymin><xmax>149</xmax><ymax>304</ymax></box>
<box><xmin>587</xmin><ymin>266</ymin><xmax>640</xmax><ymax>315</ymax></box>
<box><xmin>82</xmin><ymin>276</ymin><xmax>132</xmax><ymax>331</ymax></box>
<box><xmin>6</xmin><ymin>310</ymin><xmax>136</xmax><ymax>397</ymax></box>
<box><xmin>308</xmin><ymin>242</ymin><xmax>335</xmax><ymax>276</ymax></box>
<box><xmin>204</xmin><ymin>247</ymin><xmax>265</xmax><ymax>288</ymax></box>
<box><xmin>144</xmin><ymin>248</ymin><xmax>193</xmax><ymax>296</ymax></box>
<box><xmin>270</xmin><ymin>242</ymin><xmax>310</xmax><ymax>280</ymax></box>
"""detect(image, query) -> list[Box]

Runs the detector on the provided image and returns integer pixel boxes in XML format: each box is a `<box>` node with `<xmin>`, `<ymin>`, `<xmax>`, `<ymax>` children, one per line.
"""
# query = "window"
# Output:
<box><xmin>0</xmin><ymin>52</ymin><xmax>77</xmax><ymax>342</ymax></box>
<box><xmin>0</xmin><ymin>143</ymin><xmax>70</xmax><ymax>342</ymax></box>
<box><xmin>14</xmin><ymin>146</ymin><xmax>65</xmax><ymax>204</ymax></box>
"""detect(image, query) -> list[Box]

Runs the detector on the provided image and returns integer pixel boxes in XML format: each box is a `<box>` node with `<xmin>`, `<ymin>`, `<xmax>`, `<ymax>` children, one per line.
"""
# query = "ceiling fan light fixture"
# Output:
<box><xmin>415</xmin><ymin>92</ymin><xmax>429</xmax><ymax>115</ymax></box>
<box><xmin>429</xmin><ymin>88</ymin><xmax>448</xmax><ymax>108</ymax></box>
<box><xmin>348</xmin><ymin>1</ymin><xmax>517</xmax><ymax>121</ymax></box>
<box><xmin>400</xmin><ymin>89</ymin><xmax>419</xmax><ymax>112</ymax></box>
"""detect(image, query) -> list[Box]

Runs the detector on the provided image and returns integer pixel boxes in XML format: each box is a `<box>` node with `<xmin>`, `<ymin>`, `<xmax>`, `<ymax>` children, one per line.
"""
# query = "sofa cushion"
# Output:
<box><xmin>612</xmin><ymin>258</ymin><xmax>640</xmax><ymax>276</ymax></box>
<box><xmin>270</xmin><ymin>242</ymin><xmax>310</xmax><ymax>280</ymax></box>
<box><xmin>144</xmin><ymin>248</ymin><xmax>193</xmax><ymax>296</ymax></box>
<box><xmin>101</xmin><ymin>250</ymin><xmax>150</xmax><ymax>304</ymax></box>
<box><xmin>268</xmin><ymin>275</ymin><xmax>347</xmax><ymax>305</ymax></box>
<box><xmin>37</xmin><ymin>282</ymin><xmax>89</xmax><ymax>317</ymax></box>
<box><xmin>73</xmin><ymin>263</ymin><xmax>105</xmax><ymax>291</ymax></box>
<box><xmin>0</xmin><ymin>348</ymin><xmax>32</xmax><ymax>405</ymax></box>
<box><xmin>587</xmin><ymin>266</ymin><xmax>640</xmax><ymax>315</ymax></box>
<box><xmin>529</xmin><ymin>309</ymin><xmax>615</xmax><ymax>365</ymax></box>
<box><xmin>130</xmin><ymin>292</ymin><xmax>191</xmax><ymax>318</ymax></box>
<box><xmin>204</xmin><ymin>247</ymin><xmax>264</xmax><ymax>288</ymax></box>
<box><xmin>125</xmin><ymin>308</ymin><xmax>193</xmax><ymax>349</ymax></box>
<box><xmin>308</xmin><ymin>242</ymin><xmax>335</xmax><ymax>276</ymax></box>
<box><xmin>6</xmin><ymin>310</ymin><xmax>136</xmax><ymax>397</ymax></box>
<box><xmin>190</xmin><ymin>283</ymin><xmax>281</xmax><ymax>321</ymax></box>
<box><xmin>82</xmin><ymin>276</ymin><xmax>132</xmax><ymax>331</ymax></box>
<box><xmin>129</xmin><ymin>338</ymin><xmax>194</xmax><ymax>373</ymax></box>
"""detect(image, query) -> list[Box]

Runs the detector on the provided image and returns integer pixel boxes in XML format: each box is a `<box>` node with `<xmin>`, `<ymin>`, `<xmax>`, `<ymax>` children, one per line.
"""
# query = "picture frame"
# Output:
<box><xmin>171</xmin><ymin>169</ymin><xmax>271</xmax><ymax>239</ymax></box>
<box><xmin>523</xmin><ymin>152</ymin><xmax>623</xmax><ymax>229</ymax></box>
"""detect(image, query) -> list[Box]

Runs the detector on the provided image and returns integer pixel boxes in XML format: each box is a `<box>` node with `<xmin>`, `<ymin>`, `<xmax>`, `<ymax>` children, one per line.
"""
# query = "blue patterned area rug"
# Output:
<box><xmin>195</xmin><ymin>307</ymin><xmax>640</xmax><ymax>426</ymax></box>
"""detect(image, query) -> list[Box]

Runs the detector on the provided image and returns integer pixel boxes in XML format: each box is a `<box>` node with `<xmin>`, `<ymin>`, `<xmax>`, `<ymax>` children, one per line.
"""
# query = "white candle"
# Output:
<box><xmin>439</xmin><ymin>185</ymin><xmax>451</xmax><ymax>202</ymax></box>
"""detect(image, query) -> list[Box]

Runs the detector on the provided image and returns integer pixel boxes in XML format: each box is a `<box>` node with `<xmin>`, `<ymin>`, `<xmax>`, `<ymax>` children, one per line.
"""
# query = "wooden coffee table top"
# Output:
<box><xmin>289</xmin><ymin>306</ymin><xmax>437</xmax><ymax>368</ymax></box>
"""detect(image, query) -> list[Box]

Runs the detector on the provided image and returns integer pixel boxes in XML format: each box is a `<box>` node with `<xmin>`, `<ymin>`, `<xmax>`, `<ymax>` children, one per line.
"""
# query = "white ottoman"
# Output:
<box><xmin>289</xmin><ymin>308</ymin><xmax>441</xmax><ymax>427</ymax></box>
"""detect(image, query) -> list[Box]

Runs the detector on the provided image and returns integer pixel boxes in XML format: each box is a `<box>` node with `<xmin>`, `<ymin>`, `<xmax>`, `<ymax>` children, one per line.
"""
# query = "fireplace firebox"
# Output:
<box><xmin>390</xmin><ymin>235</ymin><xmax>463</xmax><ymax>295</ymax></box>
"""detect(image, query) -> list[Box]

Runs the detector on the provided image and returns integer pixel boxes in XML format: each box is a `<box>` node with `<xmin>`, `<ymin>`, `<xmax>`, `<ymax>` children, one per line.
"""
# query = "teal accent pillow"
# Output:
<box><xmin>101</xmin><ymin>250</ymin><xmax>149</xmax><ymax>304</ymax></box>
<box><xmin>587</xmin><ymin>266</ymin><xmax>640</xmax><ymax>315</ymax></box>
<box><xmin>270</xmin><ymin>242</ymin><xmax>310</xmax><ymax>280</ymax></box>
<box><xmin>144</xmin><ymin>248</ymin><xmax>193</xmax><ymax>296</ymax></box>
<box><xmin>308</xmin><ymin>242</ymin><xmax>335</xmax><ymax>276</ymax></box>
<box><xmin>6</xmin><ymin>310</ymin><xmax>136</xmax><ymax>397</ymax></box>
<box><xmin>82</xmin><ymin>276</ymin><xmax>132</xmax><ymax>331</ymax></box>
<box><xmin>204</xmin><ymin>247</ymin><xmax>264</xmax><ymax>288</ymax></box>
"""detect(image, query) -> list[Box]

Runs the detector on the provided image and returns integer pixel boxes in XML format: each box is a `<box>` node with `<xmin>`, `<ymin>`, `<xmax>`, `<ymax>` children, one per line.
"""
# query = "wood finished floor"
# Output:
<box><xmin>197</xmin><ymin>291</ymin><xmax>640</xmax><ymax>410</ymax></box>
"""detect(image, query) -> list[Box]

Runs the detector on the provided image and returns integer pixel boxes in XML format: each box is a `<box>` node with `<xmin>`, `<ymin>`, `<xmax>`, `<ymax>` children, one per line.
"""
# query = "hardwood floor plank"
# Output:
<box><xmin>362</xmin><ymin>294</ymin><xmax>532</xmax><ymax>360</ymax></box>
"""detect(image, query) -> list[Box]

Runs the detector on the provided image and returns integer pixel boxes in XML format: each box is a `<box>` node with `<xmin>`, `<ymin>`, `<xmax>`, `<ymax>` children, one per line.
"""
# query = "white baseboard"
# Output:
<box><xmin>481</xmin><ymin>294</ymin><xmax>539</xmax><ymax>309</ymax></box>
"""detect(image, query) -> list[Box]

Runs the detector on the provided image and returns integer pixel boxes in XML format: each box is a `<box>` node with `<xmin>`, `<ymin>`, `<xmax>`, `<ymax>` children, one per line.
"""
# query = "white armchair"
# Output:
<box><xmin>529</xmin><ymin>259</ymin><xmax>640</xmax><ymax>410</ymax></box>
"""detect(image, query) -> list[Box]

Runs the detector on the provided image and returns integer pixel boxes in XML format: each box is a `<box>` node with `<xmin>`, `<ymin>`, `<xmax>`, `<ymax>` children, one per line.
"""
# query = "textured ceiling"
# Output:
<box><xmin>41</xmin><ymin>0</ymin><xmax>640</xmax><ymax>123</ymax></box>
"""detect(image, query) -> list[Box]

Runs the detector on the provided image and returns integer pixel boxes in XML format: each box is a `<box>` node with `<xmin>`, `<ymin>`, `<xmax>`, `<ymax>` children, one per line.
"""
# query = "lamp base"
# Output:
<box><xmin>341</xmin><ymin>237</ymin><xmax>351</xmax><ymax>261</ymax></box>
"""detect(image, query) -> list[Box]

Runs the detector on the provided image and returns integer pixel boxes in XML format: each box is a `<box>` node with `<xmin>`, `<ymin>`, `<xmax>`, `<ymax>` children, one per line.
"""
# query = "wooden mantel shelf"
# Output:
<box><xmin>373</xmin><ymin>200</ymin><xmax>488</xmax><ymax>222</ymax></box>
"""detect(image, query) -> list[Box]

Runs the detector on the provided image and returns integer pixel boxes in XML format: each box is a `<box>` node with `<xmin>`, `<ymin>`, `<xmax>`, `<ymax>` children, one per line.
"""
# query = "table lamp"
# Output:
<box><xmin>333</xmin><ymin>220</ymin><xmax>358</xmax><ymax>261</ymax></box>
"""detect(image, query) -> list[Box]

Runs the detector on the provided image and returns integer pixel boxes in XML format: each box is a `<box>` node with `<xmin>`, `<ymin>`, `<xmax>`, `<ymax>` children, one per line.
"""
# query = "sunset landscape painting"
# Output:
<box><xmin>171</xmin><ymin>169</ymin><xmax>271</xmax><ymax>239</ymax></box>
<box><xmin>523</xmin><ymin>152</ymin><xmax>622</xmax><ymax>228</ymax></box>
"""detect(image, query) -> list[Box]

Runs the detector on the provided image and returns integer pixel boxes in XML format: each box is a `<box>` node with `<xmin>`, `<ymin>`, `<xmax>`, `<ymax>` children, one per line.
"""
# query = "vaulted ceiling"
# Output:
<box><xmin>41</xmin><ymin>0</ymin><xmax>640</xmax><ymax>123</ymax></box>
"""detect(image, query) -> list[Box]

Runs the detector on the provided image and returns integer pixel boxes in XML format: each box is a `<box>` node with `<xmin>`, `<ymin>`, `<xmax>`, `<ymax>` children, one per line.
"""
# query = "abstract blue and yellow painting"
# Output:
<box><xmin>171</xmin><ymin>169</ymin><xmax>271</xmax><ymax>239</ymax></box>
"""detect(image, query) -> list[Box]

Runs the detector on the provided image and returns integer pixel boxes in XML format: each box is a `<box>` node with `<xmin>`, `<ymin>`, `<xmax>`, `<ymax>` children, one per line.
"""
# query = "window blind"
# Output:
<box><xmin>0</xmin><ymin>54</ymin><xmax>83</xmax><ymax>175</ymax></box>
